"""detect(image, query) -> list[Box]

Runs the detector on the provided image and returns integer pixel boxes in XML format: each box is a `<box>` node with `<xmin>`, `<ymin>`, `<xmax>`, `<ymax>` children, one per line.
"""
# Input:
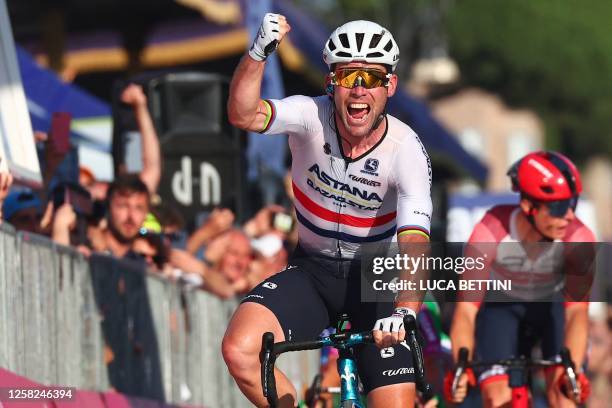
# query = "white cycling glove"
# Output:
<box><xmin>373</xmin><ymin>307</ymin><xmax>417</xmax><ymax>333</ymax></box>
<box><xmin>249</xmin><ymin>13</ymin><xmax>282</xmax><ymax>61</ymax></box>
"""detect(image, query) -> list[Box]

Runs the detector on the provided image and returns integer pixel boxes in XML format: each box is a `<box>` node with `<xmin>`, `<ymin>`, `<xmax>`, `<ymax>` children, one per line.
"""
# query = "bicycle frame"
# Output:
<box><xmin>337</xmin><ymin>346</ymin><xmax>362</xmax><ymax>406</ymax></box>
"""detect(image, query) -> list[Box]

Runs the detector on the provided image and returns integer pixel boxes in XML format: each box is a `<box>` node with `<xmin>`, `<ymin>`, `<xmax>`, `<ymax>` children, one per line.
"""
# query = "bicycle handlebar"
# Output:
<box><xmin>261</xmin><ymin>315</ymin><xmax>433</xmax><ymax>407</ymax></box>
<box><xmin>404</xmin><ymin>314</ymin><xmax>435</xmax><ymax>402</ymax></box>
<box><xmin>261</xmin><ymin>330</ymin><xmax>374</xmax><ymax>407</ymax></box>
<box><xmin>451</xmin><ymin>346</ymin><xmax>580</xmax><ymax>401</ymax></box>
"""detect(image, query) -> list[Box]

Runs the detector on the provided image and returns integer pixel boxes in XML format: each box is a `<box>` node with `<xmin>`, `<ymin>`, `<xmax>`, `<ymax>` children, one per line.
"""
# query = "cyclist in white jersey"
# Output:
<box><xmin>222</xmin><ymin>14</ymin><xmax>433</xmax><ymax>407</ymax></box>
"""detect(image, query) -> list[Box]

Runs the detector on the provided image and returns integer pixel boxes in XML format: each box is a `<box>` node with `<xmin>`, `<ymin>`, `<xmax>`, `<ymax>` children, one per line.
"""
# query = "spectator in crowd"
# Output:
<box><xmin>248</xmin><ymin>233</ymin><xmax>288</xmax><ymax>287</ymax></box>
<box><xmin>587</xmin><ymin>304</ymin><xmax>612</xmax><ymax>407</ymax></box>
<box><xmin>167</xmin><ymin>247</ymin><xmax>236</xmax><ymax>299</ymax></box>
<box><xmin>119</xmin><ymin>83</ymin><xmax>161</xmax><ymax>196</ymax></box>
<box><xmin>79</xmin><ymin>166</ymin><xmax>109</xmax><ymax>201</ymax></box>
<box><xmin>0</xmin><ymin>171</ymin><xmax>14</xmax><ymax>224</ymax></box>
<box><xmin>150</xmin><ymin>202</ymin><xmax>187</xmax><ymax>248</ymax></box>
<box><xmin>203</xmin><ymin>228</ymin><xmax>254</xmax><ymax>295</ymax></box>
<box><xmin>79</xmin><ymin>83</ymin><xmax>160</xmax><ymax>204</ymax></box>
<box><xmin>186</xmin><ymin>207</ymin><xmax>235</xmax><ymax>255</ymax></box>
<box><xmin>1</xmin><ymin>189</ymin><xmax>43</xmax><ymax>234</ymax></box>
<box><xmin>132</xmin><ymin>228</ymin><xmax>171</xmax><ymax>275</ymax></box>
<box><xmin>101</xmin><ymin>175</ymin><xmax>150</xmax><ymax>258</ymax></box>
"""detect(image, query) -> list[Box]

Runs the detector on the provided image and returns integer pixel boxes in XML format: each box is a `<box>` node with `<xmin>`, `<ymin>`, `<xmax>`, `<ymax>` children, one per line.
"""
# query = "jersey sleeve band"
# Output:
<box><xmin>259</xmin><ymin>99</ymin><xmax>276</xmax><ymax>133</ymax></box>
<box><xmin>397</xmin><ymin>225</ymin><xmax>430</xmax><ymax>240</ymax></box>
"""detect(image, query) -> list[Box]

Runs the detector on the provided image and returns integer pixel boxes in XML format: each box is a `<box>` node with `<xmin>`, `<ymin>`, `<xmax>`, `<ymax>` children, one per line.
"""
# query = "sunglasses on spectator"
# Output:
<box><xmin>331</xmin><ymin>68</ymin><xmax>390</xmax><ymax>89</ymax></box>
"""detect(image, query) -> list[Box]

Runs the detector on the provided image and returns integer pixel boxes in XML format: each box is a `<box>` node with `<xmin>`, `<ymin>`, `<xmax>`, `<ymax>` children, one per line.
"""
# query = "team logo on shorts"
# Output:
<box><xmin>382</xmin><ymin>367</ymin><xmax>414</xmax><ymax>376</ymax></box>
<box><xmin>262</xmin><ymin>282</ymin><xmax>277</xmax><ymax>290</ymax></box>
<box><xmin>380</xmin><ymin>347</ymin><xmax>395</xmax><ymax>359</ymax></box>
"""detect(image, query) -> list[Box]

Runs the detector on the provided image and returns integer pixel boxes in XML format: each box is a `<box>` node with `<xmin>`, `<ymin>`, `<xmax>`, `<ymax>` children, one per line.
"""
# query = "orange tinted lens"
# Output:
<box><xmin>334</xmin><ymin>69</ymin><xmax>386</xmax><ymax>88</ymax></box>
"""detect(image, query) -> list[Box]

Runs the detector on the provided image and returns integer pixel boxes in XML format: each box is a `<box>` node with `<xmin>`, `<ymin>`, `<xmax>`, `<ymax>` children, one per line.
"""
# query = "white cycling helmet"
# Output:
<box><xmin>323</xmin><ymin>20</ymin><xmax>400</xmax><ymax>72</ymax></box>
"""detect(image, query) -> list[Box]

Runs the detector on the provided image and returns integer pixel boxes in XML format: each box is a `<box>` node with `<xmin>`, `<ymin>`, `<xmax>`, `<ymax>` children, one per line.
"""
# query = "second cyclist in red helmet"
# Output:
<box><xmin>507</xmin><ymin>151</ymin><xmax>582</xmax><ymax>240</ymax></box>
<box><xmin>447</xmin><ymin>151</ymin><xmax>595</xmax><ymax>407</ymax></box>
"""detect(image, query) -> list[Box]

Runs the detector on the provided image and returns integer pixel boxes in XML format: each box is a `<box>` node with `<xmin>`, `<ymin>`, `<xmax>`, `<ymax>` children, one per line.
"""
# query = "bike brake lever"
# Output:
<box><xmin>452</xmin><ymin>348</ymin><xmax>469</xmax><ymax>395</ymax></box>
<box><xmin>560</xmin><ymin>348</ymin><xmax>580</xmax><ymax>401</ymax></box>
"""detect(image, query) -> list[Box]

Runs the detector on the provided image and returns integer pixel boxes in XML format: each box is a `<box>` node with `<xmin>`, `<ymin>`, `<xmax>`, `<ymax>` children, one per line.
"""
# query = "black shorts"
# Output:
<box><xmin>475</xmin><ymin>302</ymin><xmax>565</xmax><ymax>382</ymax></box>
<box><xmin>242</xmin><ymin>247</ymin><xmax>415</xmax><ymax>393</ymax></box>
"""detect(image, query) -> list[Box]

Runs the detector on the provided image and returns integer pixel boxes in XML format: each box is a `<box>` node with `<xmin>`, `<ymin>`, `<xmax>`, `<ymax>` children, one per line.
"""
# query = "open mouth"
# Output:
<box><xmin>347</xmin><ymin>103</ymin><xmax>370</xmax><ymax>122</ymax></box>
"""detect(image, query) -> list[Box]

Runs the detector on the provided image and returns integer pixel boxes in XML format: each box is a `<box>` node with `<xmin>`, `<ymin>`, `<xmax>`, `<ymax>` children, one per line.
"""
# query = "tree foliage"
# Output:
<box><xmin>291</xmin><ymin>0</ymin><xmax>612</xmax><ymax>162</ymax></box>
<box><xmin>445</xmin><ymin>0</ymin><xmax>612</xmax><ymax>162</ymax></box>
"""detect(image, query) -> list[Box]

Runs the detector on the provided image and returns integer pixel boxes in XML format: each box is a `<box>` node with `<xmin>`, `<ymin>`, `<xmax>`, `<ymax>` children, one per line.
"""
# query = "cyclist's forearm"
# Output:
<box><xmin>450</xmin><ymin>303</ymin><xmax>478</xmax><ymax>362</ymax></box>
<box><xmin>228</xmin><ymin>55</ymin><xmax>267</xmax><ymax>130</ymax></box>
<box><xmin>394</xmin><ymin>233</ymin><xmax>429</xmax><ymax>312</ymax></box>
<box><xmin>564</xmin><ymin>304</ymin><xmax>588</xmax><ymax>369</ymax></box>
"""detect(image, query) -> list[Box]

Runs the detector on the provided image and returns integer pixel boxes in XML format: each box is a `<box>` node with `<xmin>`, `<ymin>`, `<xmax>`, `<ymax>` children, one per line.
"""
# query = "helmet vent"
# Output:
<box><xmin>541</xmin><ymin>186</ymin><xmax>554</xmax><ymax>194</ymax></box>
<box><xmin>369</xmin><ymin>33</ymin><xmax>383</xmax><ymax>48</ymax></box>
<box><xmin>366</xmin><ymin>52</ymin><xmax>384</xmax><ymax>58</ymax></box>
<box><xmin>336</xmin><ymin>51</ymin><xmax>352</xmax><ymax>58</ymax></box>
<box><xmin>355</xmin><ymin>33</ymin><xmax>365</xmax><ymax>52</ymax></box>
<box><xmin>327</xmin><ymin>39</ymin><xmax>336</xmax><ymax>51</ymax></box>
<box><xmin>384</xmin><ymin>40</ymin><xmax>393</xmax><ymax>52</ymax></box>
<box><xmin>339</xmin><ymin>33</ymin><xmax>350</xmax><ymax>48</ymax></box>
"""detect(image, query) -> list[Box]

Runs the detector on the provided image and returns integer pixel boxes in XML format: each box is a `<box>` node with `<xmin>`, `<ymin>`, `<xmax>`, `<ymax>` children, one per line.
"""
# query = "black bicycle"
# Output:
<box><xmin>261</xmin><ymin>314</ymin><xmax>435</xmax><ymax>408</ymax></box>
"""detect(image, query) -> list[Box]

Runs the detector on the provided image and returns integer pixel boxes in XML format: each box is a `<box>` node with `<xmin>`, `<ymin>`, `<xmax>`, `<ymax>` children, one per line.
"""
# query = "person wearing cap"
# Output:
<box><xmin>2</xmin><ymin>189</ymin><xmax>43</xmax><ymax>233</ymax></box>
<box><xmin>447</xmin><ymin>152</ymin><xmax>595</xmax><ymax>407</ymax></box>
<box><xmin>223</xmin><ymin>13</ymin><xmax>433</xmax><ymax>407</ymax></box>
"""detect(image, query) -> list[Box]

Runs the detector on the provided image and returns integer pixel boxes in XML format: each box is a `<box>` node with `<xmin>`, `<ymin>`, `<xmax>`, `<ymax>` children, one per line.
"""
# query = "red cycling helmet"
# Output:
<box><xmin>507</xmin><ymin>151</ymin><xmax>582</xmax><ymax>216</ymax></box>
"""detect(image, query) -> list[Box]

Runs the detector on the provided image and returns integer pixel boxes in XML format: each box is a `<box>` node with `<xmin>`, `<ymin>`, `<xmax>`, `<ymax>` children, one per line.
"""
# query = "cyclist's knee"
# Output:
<box><xmin>222</xmin><ymin>332</ymin><xmax>258</xmax><ymax>376</ymax></box>
<box><xmin>222</xmin><ymin>303</ymin><xmax>283</xmax><ymax>378</ymax></box>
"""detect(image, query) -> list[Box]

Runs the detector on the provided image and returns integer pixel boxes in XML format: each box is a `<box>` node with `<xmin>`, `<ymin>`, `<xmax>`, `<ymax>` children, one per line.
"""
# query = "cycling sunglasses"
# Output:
<box><xmin>540</xmin><ymin>196</ymin><xmax>578</xmax><ymax>217</ymax></box>
<box><xmin>331</xmin><ymin>68</ymin><xmax>390</xmax><ymax>89</ymax></box>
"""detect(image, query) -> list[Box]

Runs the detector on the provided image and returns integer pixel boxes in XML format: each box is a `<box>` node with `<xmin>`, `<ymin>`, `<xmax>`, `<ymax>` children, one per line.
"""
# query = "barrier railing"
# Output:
<box><xmin>0</xmin><ymin>225</ymin><xmax>318</xmax><ymax>407</ymax></box>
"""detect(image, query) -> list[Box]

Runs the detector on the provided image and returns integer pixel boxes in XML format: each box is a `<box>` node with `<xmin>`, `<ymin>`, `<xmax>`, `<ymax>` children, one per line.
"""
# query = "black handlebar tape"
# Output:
<box><xmin>404</xmin><ymin>315</ymin><xmax>435</xmax><ymax>401</ymax></box>
<box><xmin>458</xmin><ymin>348</ymin><xmax>469</xmax><ymax>367</ymax></box>
<box><xmin>273</xmin><ymin>339</ymin><xmax>326</xmax><ymax>354</ymax></box>
<box><xmin>261</xmin><ymin>332</ymin><xmax>277</xmax><ymax>407</ymax></box>
<box><xmin>560</xmin><ymin>348</ymin><xmax>573</xmax><ymax>369</ymax></box>
<box><xmin>452</xmin><ymin>347</ymin><xmax>470</xmax><ymax>395</ymax></box>
<box><xmin>559</xmin><ymin>347</ymin><xmax>580</xmax><ymax>400</ymax></box>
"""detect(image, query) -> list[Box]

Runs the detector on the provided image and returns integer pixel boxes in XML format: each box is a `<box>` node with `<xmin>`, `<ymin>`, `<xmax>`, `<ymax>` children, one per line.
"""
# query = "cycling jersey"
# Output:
<box><xmin>461</xmin><ymin>205</ymin><xmax>595</xmax><ymax>383</ymax></box>
<box><xmin>263</xmin><ymin>95</ymin><xmax>432</xmax><ymax>259</ymax></box>
<box><xmin>463</xmin><ymin>205</ymin><xmax>595</xmax><ymax>304</ymax></box>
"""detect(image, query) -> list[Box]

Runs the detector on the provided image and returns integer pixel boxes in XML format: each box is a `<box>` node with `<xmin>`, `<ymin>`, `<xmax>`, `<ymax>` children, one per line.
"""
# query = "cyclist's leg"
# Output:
<box><xmin>476</xmin><ymin>303</ymin><xmax>523</xmax><ymax>408</ymax></box>
<box><xmin>535</xmin><ymin>302</ymin><xmax>575</xmax><ymax>407</ymax></box>
<box><xmin>368</xmin><ymin>384</ymin><xmax>415</xmax><ymax>407</ymax></box>
<box><xmin>350</xmin><ymin>300</ymin><xmax>416</xmax><ymax>407</ymax></box>
<box><xmin>222</xmin><ymin>266</ymin><xmax>330</xmax><ymax>407</ymax></box>
<box><xmin>223</xmin><ymin>302</ymin><xmax>290</xmax><ymax>406</ymax></box>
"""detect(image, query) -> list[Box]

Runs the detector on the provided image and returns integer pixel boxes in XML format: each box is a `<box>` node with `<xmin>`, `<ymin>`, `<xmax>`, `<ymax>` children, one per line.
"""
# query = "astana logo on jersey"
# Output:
<box><xmin>307</xmin><ymin>163</ymin><xmax>383</xmax><ymax>211</ymax></box>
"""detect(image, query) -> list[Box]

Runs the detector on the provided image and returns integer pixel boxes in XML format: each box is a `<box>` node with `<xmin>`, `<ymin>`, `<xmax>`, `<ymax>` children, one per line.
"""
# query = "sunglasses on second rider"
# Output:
<box><xmin>331</xmin><ymin>67</ymin><xmax>391</xmax><ymax>89</ymax></box>
<box><xmin>535</xmin><ymin>196</ymin><xmax>579</xmax><ymax>218</ymax></box>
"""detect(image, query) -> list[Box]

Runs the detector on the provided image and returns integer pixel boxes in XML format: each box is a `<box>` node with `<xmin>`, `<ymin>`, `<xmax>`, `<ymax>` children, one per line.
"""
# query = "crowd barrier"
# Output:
<box><xmin>0</xmin><ymin>225</ymin><xmax>319</xmax><ymax>407</ymax></box>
